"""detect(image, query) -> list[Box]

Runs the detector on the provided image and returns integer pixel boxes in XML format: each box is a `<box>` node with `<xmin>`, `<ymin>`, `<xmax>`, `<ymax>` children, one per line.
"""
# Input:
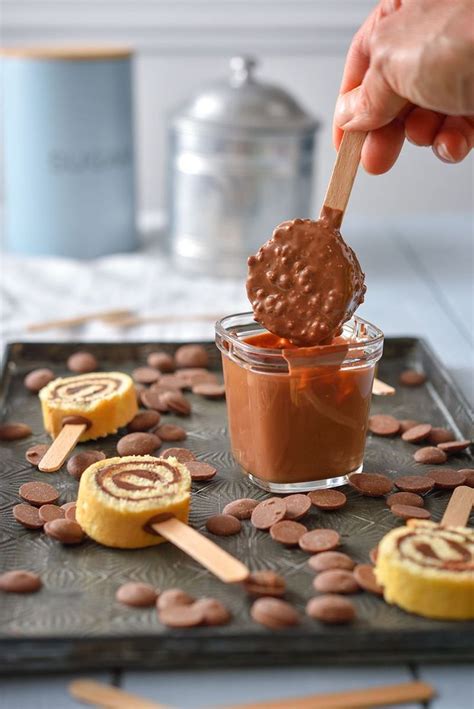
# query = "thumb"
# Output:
<box><xmin>335</xmin><ymin>67</ymin><xmax>408</xmax><ymax>131</ymax></box>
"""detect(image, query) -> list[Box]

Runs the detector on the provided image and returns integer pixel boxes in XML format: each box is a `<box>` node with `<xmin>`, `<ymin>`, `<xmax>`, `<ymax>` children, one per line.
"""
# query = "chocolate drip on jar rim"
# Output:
<box><xmin>395</xmin><ymin>527</ymin><xmax>474</xmax><ymax>572</ymax></box>
<box><xmin>246</xmin><ymin>218</ymin><xmax>366</xmax><ymax>347</ymax></box>
<box><xmin>96</xmin><ymin>460</ymin><xmax>184</xmax><ymax>502</ymax></box>
<box><xmin>49</xmin><ymin>375</ymin><xmax>122</xmax><ymax>402</ymax></box>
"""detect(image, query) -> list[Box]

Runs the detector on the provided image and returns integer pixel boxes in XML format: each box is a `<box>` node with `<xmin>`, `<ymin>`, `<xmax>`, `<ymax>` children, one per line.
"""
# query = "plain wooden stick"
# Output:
<box><xmin>441</xmin><ymin>486</ymin><xmax>474</xmax><ymax>527</ymax></box>
<box><xmin>152</xmin><ymin>517</ymin><xmax>249</xmax><ymax>584</ymax></box>
<box><xmin>38</xmin><ymin>424</ymin><xmax>87</xmax><ymax>472</ymax></box>
<box><xmin>321</xmin><ymin>131</ymin><xmax>367</xmax><ymax>228</ymax></box>
<box><xmin>69</xmin><ymin>679</ymin><xmax>171</xmax><ymax>709</ymax></box>
<box><xmin>221</xmin><ymin>680</ymin><xmax>435</xmax><ymax>709</ymax></box>
<box><xmin>27</xmin><ymin>309</ymin><xmax>133</xmax><ymax>332</ymax></box>
<box><xmin>372</xmin><ymin>378</ymin><xmax>396</xmax><ymax>396</ymax></box>
<box><xmin>112</xmin><ymin>313</ymin><xmax>224</xmax><ymax>328</ymax></box>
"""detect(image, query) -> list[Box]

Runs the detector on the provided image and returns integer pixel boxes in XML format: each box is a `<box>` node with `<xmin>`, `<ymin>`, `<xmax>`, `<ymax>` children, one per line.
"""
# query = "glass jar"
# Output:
<box><xmin>216</xmin><ymin>312</ymin><xmax>384</xmax><ymax>492</ymax></box>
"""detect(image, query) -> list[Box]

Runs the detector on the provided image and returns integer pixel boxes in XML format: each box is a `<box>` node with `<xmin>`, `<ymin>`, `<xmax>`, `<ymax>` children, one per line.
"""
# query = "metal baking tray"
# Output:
<box><xmin>0</xmin><ymin>338</ymin><xmax>473</xmax><ymax>672</ymax></box>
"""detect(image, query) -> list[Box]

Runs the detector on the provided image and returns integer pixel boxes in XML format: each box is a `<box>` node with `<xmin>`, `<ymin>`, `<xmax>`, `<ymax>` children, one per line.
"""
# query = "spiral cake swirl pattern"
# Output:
<box><xmin>40</xmin><ymin>371</ymin><xmax>138</xmax><ymax>441</ymax></box>
<box><xmin>397</xmin><ymin>526</ymin><xmax>473</xmax><ymax>573</ymax></box>
<box><xmin>77</xmin><ymin>456</ymin><xmax>191</xmax><ymax>549</ymax></box>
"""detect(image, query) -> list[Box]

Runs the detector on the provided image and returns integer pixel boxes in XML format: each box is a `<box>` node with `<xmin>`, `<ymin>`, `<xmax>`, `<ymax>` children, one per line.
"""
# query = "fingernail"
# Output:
<box><xmin>335</xmin><ymin>94</ymin><xmax>355</xmax><ymax>128</ymax></box>
<box><xmin>433</xmin><ymin>142</ymin><xmax>454</xmax><ymax>163</ymax></box>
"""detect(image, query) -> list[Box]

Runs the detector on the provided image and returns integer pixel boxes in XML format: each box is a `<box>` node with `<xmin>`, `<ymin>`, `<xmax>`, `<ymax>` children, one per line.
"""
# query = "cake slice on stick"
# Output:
<box><xmin>76</xmin><ymin>455</ymin><xmax>249</xmax><ymax>584</ymax></box>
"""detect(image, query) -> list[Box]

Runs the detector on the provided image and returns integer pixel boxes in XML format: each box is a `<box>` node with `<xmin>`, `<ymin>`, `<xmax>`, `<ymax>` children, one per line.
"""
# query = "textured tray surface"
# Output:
<box><xmin>0</xmin><ymin>338</ymin><xmax>473</xmax><ymax>671</ymax></box>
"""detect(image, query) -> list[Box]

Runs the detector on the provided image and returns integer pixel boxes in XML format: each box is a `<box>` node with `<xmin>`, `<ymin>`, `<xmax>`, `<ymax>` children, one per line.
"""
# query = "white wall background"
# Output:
<box><xmin>2</xmin><ymin>0</ymin><xmax>473</xmax><ymax>222</ymax></box>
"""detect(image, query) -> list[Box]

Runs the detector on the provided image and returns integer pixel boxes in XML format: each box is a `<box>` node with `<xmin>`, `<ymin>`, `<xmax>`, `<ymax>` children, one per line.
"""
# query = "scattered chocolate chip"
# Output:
<box><xmin>308</xmin><ymin>489</ymin><xmax>347</xmax><ymax>510</ymax></box>
<box><xmin>401</xmin><ymin>423</ymin><xmax>432</xmax><ymax>443</ymax></box>
<box><xmin>243</xmin><ymin>570</ymin><xmax>286</xmax><ymax>598</ymax></box>
<box><xmin>283</xmin><ymin>494</ymin><xmax>311</xmax><ymax>520</ymax></box>
<box><xmin>348</xmin><ymin>473</ymin><xmax>393</xmax><ymax>497</ymax></box>
<box><xmin>141</xmin><ymin>389</ymin><xmax>169</xmax><ymax>412</ymax></box>
<box><xmin>44</xmin><ymin>518</ymin><xmax>85</xmax><ymax>544</ymax></box>
<box><xmin>156</xmin><ymin>423</ymin><xmax>187</xmax><ymax>442</ymax></box>
<box><xmin>64</xmin><ymin>504</ymin><xmax>77</xmax><ymax>522</ymax></box>
<box><xmin>19</xmin><ymin>481</ymin><xmax>59</xmax><ymax>507</ymax></box>
<box><xmin>156</xmin><ymin>588</ymin><xmax>195</xmax><ymax>611</ymax></box>
<box><xmin>147</xmin><ymin>351</ymin><xmax>176</xmax><ymax>373</ymax></box>
<box><xmin>175</xmin><ymin>344</ymin><xmax>209</xmax><ymax>369</ymax></box>
<box><xmin>67</xmin><ymin>351</ymin><xmax>98</xmax><ymax>374</ymax></box>
<box><xmin>132</xmin><ymin>366</ymin><xmax>160</xmax><ymax>385</ymax></box>
<box><xmin>298</xmin><ymin>528</ymin><xmax>340</xmax><ymax>554</ymax></box>
<box><xmin>369</xmin><ymin>546</ymin><xmax>379</xmax><ymax>564</ymax></box>
<box><xmin>413</xmin><ymin>447</ymin><xmax>448</xmax><ymax>465</ymax></box>
<box><xmin>25</xmin><ymin>443</ymin><xmax>49</xmax><ymax>466</ymax></box>
<box><xmin>428</xmin><ymin>427</ymin><xmax>454</xmax><ymax>445</ymax></box>
<box><xmin>353</xmin><ymin>564</ymin><xmax>383</xmax><ymax>595</ymax></box>
<box><xmin>270</xmin><ymin>520</ymin><xmax>307</xmax><ymax>547</ymax></box>
<box><xmin>0</xmin><ymin>422</ymin><xmax>32</xmax><ymax>441</ymax></box>
<box><xmin>223</xmin><ymin>498</ymin><xmax>259</xmax><ymax>520</ymax></box>
<box><xmin>386</xmin><ymin>492</ymin><xmax>424</xmax><ymax>508</ymax></box>
<box><xmin>153</xmin><ymin>375</ymin><xmax>184</xmax><ymax>392</ymax></box>
<box><xmin>117</xmin><ymin>432</ymin><xmax>161</xmax><ymax>457</ymax></box>
<box><xmin>425</xmin><ymin>468</ymin><xmax>467</xmax><ymax>489</ymax></box>
<box><xmin>127</xmin><ymin>410</ymin><xmax>161</xmax><ymax>433</ymax></box>
<box><xmin>250</xmin><ymin>597</ymin><xmax>300</xmax><ymax>629</ymax></box>
<box><xmin>24</xmin><ymin>368</ymin><xmax>55</xmax><ymax>392</ymax></box>
<box><xmin>391</xmin><ymin>504</ymin><xmax>432</xmax><ymax>521</ymax></box>
<box><xmin>308</xmin><ymin>551</ymin><xmax>355</xmax><ymax>573</ymax></box>
<box><xmin>394</xmin><ymin>475</ymin><xmax>435</xmax><ymax>494</ymax></box>
<box><xmin>251</xmin><ymin>498</ymin><xmax>287</xmax><ymax>530</ymax></box>
<box><xmin>193</xmin><ymin>597</ymin><xmax>231</xmax><ymax>626</ymax></box>
<box><xmin>178</xmin><ymin>368</ymin><xmax>217</xmax><ymax>389</ymax></box>
<box><xmin>459</xmin><ymin>469</ymin><xmax>474</xmax><ymax>487</ymax></box>
<box><xmin>368</xmin><ymin>414</ymin><xmax>400</xmax><ymax>437</ymax></box>
<box><xmin>437</xmin><ymin>440</ymin><xmax>471</xmax><ymax>455</ymax></box>
<box><xmin>399</xmin><ymin>369</ymin><xmax>427</xmax><ymax>387</ymax></box>
<box><xmin>62</xmin><ymin>415</ymin><xmax>92</xmax><ymax>429</ymax></box>
<box><xmin>161</xmin><ymin>447</ymin><xmax>196</xmax><ymax>463</ymax></box>
<box><xmin>313</xmin><ymin>569</ymin><xmax>359</xmax><ymax>594</ymax></box>
<box><xmin>306</xmin><ymin>595</ymin><xmax>356</xmax><ymax>624</ymax></box>
<box><xmin>13</xmin><ymin>503</ymin><xmax>44</xmax><ymax>530</ymax></box>
<box><xmin>399</xmin><ymin>419</ymin><xmax>420</xmax><ymax>433</ymax></box>
<box><xmin>160</xmin><ymin>390</ymin><xmax>191</xmax><ymax>416</ymax></box>
<box><xmin>192</xmin><ymin>382</ymin><xmax>226</xmax><ymax>399</ymax></box>
<box><xmin>206</xmin><ymin>514</ymin><xmax>241</xmax><ymax>536</ymax></box>
<box><xmin>39</xmin><ymin>504</ymin><xmax>65</xmax><ymax>523</ymax></box>
<box><xmin>186</xmin><ymin>461</ymin><xmax>217</xmax><ymax>481</ymax></box>
<box><xmin>116</xmin><ymin>582</ymin><xmax>158</xmax><ymax>607</ymax></box>
<box><xmin>0</xmin><ymin>570</ymin><xmax>42</xmax><ymax>593</ymax></box>
<box><xmin>67</xmin><ymin>450</ymin><xmax>106</xmax><ymax>480</ymax></box>
<box><xmin>159</xmin><ymin>604</ymin><xmax>204</xmax><ymax>628</ymax></box>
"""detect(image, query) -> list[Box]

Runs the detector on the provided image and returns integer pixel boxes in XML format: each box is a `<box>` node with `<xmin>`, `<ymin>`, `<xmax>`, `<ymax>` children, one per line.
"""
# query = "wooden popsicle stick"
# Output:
<box><xmin>441</xmin><ymin>485</ymin><xmax>474</xmax><ymax>527</ymax></box>
<box><xmin>38</xmin><ymin>424</ymin><xmax>87</xmax><ymax>472</ymax></box>
<box><xmin>27</xmin><ymin>308</ymin><xmax>133</xmax><ymax>332</ymax></box>
<box><xmin>112</xmin><ymin>313</ymin><xmax>224</xmax><ymax>328</ymax></box>
<box><xmin>372</xmin><ymin>378</ymin><xmax>396</xmax><ymax>396</ymax></box>
<box><xmin>321</xmin><ymin>130</ymin><xmax>367</xmax><ymax>229</ymax></box>
<box><xmin>222</xmin><ymin>680</ymin><xmax>435</xmax><ymax>709</ymax></box>
<box><xmin>69</xmin><ymin>679</ymin><xmax>172</xmax><ymax>709</ymax></box>
<box><xmin>152</xmin><ymin>517</ymin><xmax>249</xmax><ymax>584</ymax></box>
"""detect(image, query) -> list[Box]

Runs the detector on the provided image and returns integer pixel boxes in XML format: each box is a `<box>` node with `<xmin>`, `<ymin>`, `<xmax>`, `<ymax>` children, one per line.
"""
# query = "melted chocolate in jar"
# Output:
<box><xmin>246</xmin><ymin>215</ymin><xmax>366</xmax><ymax>346</ymax></box>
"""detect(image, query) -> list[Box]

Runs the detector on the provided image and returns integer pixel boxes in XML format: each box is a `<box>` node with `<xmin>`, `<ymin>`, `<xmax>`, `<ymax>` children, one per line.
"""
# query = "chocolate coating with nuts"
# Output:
<box><xmin>246</xmin><ymin>218</ymin><xmax>366</xmax><ymax>346</ymax></box>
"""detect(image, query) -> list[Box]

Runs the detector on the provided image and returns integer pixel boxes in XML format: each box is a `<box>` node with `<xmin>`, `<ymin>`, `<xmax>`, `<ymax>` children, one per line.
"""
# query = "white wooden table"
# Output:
<box><xmin>0</xmin><ymin>214</ymin><xmax>472</xmax><ymax>708</ymax></box>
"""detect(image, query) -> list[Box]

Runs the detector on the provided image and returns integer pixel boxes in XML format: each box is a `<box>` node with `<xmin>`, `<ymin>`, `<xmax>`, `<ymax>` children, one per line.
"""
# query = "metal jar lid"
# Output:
<box><xmin>171</xmin><ymin>55</ymin><xmax>318</xmax><ymax>137</ymax></box>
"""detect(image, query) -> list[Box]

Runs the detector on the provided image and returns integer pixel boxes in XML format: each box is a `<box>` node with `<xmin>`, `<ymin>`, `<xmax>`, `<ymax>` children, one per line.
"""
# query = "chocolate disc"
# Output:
<box><xmin>313</xmin><ymin>569</ymin><xmax>359</xmax><ymax>594</ymax></box>
<box><xmin>269</xmin><ymin>520</ymin><xmax>307</xmax><ymax>547</ymax></box>
<box><xmin>250</xmin><ymin>597</ymin><xmax>300</xmax><ymax>629</ymax></box>
<box><xmin>348</xmin><ymin>473</ymin><xmax>393</xmax><ymax>497</ymax></box>
<box><xmin>298</xmin><ymin>528</ymin><xmax>340</xmax><ymax>554</ymax></box>
<box><xmin>353</xmin><ymin>564</ymin><xmax>383</xmax><ymax>595</ymax></box>
<box><xmin>401</xmin><ymin>423</ymin><xmax>432</xmax><ymax>443</ymax></box>
<box><xmin>223</xmin><ymin>498</ymin><xmax>259</xmax><ymax>520</ymax></box>
<box><xmin>242</xmin><ymin>570</ymin><xmax>286</xmax><ymax>598</ymax></box>
<box><xmin>308</xmin><ymin>489</ymin><xmax>347</xmax><ymax>510</ymax></box>
<box><xmin>399</xmin><ymin>369</ymin><xmax>427</xmax><ymax>387</ymax></box>
<box><xmin>390</xmin><ymin>504</ymin><xmax>432</xmax><ymax>521</ymax></box>
<box><xmin>283</xmin><ymin>494</ymin><xmax>312</xmax><ymax>520</ymax></box>
<box><xmin>306</xmin><ymin>594</ymin><xmax>356</xmax><ymax>624</ymax></box>
<box><xmin>413</xmin><ymin>447</ymin><xmax>448</xmax><ymax>465</ymax></box>
<box><xmin>425</xmin><ymin>468</ymin><xmax>467</xmax><ymax>489</ymax></box>
<box><xmin>368</xmin><ymin>415</ymin><xmax>400</xmax><ymax>437</ymax></box>
<box><xmin>246</xmin><ymin>218</ymin><xmax>366</xmax><ymax>346</ymax></box>
<box><xmin>394</xmin><ymin>475</ymin><xmax>434</xmax><ymax>494</ymax></box>
<box><xmin>386</xmin><ymin>492</ymin><xmax>424</xmax><ymax>508</ymax></box>
<box><xmin>116</xmin><ymin>582</ymin><xmax>158</xmax><ymax>607</ymax></box>
<box><xmin>206</xmin><ymin>514</ymin><xmax>241</xmax><ymax>536</ymax></box>
<box><xmin>251</xmin><ymin>498</ymin><xmax>287</xmax><ymax>530</ymax></box>
<box><xmin>308</xmin><ymin>551</ymin><xmax>355</xmax><ymax>572</ymax></box>
<box><xmin>437</xmin><ymin>440</ymin><xmax>471</xmax><ymax>455</ymax></box>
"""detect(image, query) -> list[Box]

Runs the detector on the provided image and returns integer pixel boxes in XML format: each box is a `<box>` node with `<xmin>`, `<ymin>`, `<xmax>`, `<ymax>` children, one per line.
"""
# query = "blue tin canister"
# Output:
<box><xmin>3</xmin><ymin>47</ymin><xmax>137</xmax><ymax>258</ymax></box>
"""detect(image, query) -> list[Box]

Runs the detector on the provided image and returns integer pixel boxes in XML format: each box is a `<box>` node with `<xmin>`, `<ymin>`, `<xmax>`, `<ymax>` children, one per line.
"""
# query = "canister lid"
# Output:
<box><xmin>171</xmin><ymin>56</ymin><xmax>318</xmax><ymax>135</ymax></box>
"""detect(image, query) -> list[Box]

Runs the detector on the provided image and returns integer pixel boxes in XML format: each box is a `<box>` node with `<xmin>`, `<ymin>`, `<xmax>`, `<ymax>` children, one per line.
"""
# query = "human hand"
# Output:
<box><xmin>333</xmin><ymin>0</ymin><xmax>474</xmax><ymax>174</ymax></box>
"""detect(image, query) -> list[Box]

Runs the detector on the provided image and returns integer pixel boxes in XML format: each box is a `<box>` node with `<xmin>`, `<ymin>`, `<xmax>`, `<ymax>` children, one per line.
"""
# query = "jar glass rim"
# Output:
<box><xmin>215</xmin><ymin>311</ymin><xmax>384</xmax><ymax>358</ymax></box>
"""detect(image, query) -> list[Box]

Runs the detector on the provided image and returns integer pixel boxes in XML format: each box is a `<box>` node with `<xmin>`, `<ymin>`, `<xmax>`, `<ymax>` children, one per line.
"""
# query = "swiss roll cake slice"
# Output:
<box><xmin>375</xmin><ymin>520</ymin><xmax>474</xmax><ymax>620</ymax></box>
<box><xmin>76</xmin><ymin>455</ymin><xmax>191</xmax><ymax>548</ymax></box>
<box><xmin>39</xmin><ymin>372</ymin><xmax>137</xmax><ymax>441</ymax></box>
